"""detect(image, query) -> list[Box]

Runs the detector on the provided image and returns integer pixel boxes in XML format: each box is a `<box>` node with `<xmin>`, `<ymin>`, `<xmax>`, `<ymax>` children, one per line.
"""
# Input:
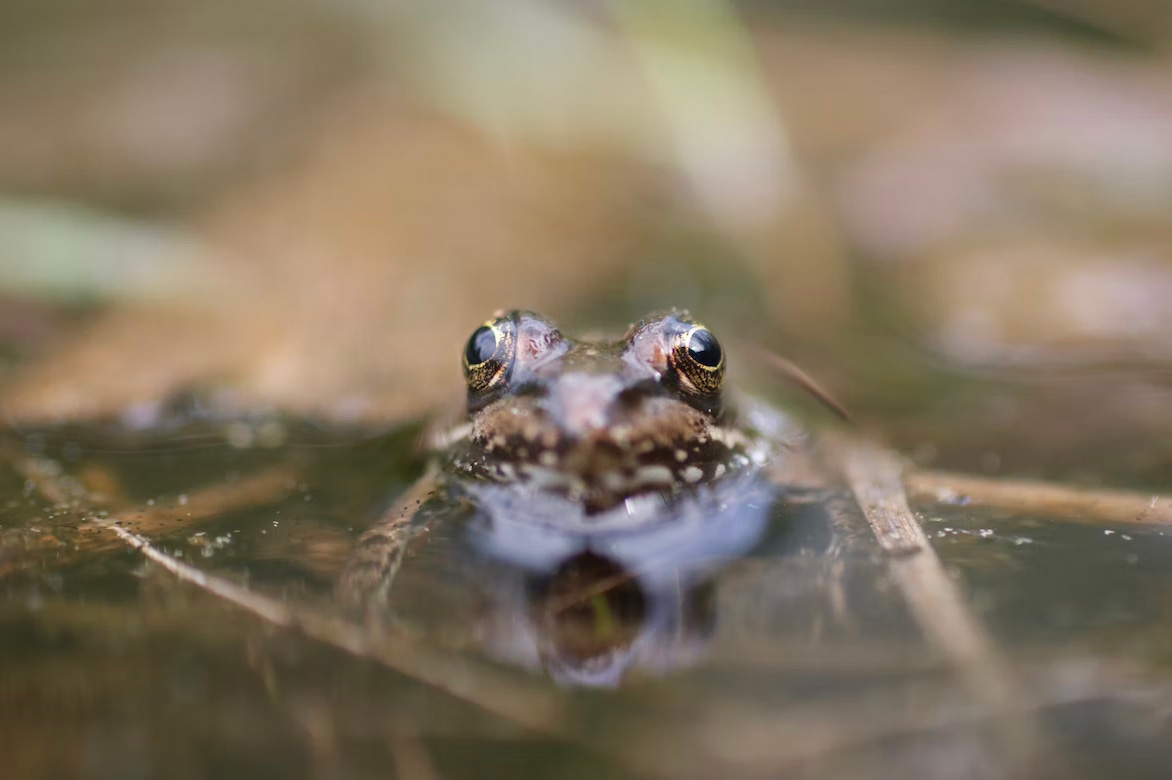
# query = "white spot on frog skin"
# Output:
<box><xmin>713</xmin><ymin>464</ymin><xmax>726</xmax><ymax>478</ymax></box>
<box><xmin>602</xmin><ymin>472</ymin><xmax>628</xmax><ymax>491</ymax></box>
<box><xmin>682</xmin><ymin>466</ymin><xmax>704</xmax><ymax>483</ymax></box>
<box><xmin>539</xmin><ymin>451</ymin><xmax>558</xmax><ymax>467</ymax></box>
<box><xmin>674</xmin><ymin>449</ymin><xmax>688</xmax><ymax>462</ymax></box>
<box><xmin>634</xmin><ymin>465</ymin><xmax>674</xmax><ymax>486</ymax></box>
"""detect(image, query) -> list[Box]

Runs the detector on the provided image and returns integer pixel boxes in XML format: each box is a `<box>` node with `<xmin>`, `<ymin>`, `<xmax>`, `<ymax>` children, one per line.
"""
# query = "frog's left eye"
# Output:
<box><xmin>463</xmin><ymin>317</ymin><xmax>515</xmax><ymax>394</ymax></box>
<box><xmin>672</xmin><ymin>325</ymin><xmax>724</xmax><ymax>396</ymax></box>
<box><xmin>464</xmin><ymin>325</ymin><xmax>497</xmax><ymax>367</ymax></box>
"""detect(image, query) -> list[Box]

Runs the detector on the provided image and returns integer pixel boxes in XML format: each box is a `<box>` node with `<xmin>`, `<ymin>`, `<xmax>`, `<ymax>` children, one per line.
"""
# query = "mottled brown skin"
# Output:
<box><xmin>443</xmin><ymin>310</ymin><xmax>756</xmax><ymax>512</ymax></box>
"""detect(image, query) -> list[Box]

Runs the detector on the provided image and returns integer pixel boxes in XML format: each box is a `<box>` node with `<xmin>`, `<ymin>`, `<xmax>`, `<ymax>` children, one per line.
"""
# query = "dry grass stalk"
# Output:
<box><xmin>840</xmin><ymin>440</ymin><xmax>1049</xmax><ymax>774</ymax></box>
<box><xmin>908</xmin><ymin>470</ymin><xmax>1172</xmax><ymax>526</ymax></box>
<box><xmin>0</xmin><ymin>450</ymin><xmax>296</xmax><ymax>577</ymax></box>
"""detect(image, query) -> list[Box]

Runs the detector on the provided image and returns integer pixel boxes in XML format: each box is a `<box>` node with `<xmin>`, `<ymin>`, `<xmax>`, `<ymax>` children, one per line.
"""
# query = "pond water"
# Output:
<box><xmin>2</xmin><ymin>399</ymin><xmax>1171</xmax><ymax>780</ymax></box>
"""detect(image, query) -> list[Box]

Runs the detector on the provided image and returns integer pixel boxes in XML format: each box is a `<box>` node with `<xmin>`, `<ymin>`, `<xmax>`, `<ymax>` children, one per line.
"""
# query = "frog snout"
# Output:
<box><xmin>544</xmin><ymin>374</ymin><xmax>627</xmax><ymax>438</ymax></box>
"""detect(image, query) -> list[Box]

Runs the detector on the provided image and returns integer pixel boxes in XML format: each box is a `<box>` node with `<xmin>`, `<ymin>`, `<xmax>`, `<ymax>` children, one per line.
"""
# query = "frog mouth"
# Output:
<box><xmin>449</xmin><ymin>394</ymin><xmax>758</xmax><ymax>510</ymax></box>
<box><xmin>471</xmin><ymin>394</ymin><xmax>734</xmax><ymax>466</ymax></box>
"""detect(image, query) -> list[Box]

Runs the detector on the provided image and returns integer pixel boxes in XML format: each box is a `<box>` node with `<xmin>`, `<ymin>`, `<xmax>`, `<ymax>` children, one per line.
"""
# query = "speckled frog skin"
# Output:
<box><xmin>437</xmin><ymin>309</ymin><xmax>770</xmax><ymax>513</ymax></box>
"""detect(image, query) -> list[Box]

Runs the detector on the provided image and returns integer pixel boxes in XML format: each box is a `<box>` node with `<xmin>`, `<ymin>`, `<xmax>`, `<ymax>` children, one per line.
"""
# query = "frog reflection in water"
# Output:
<box><xmin>339</xmin><ymin>310</ymin><xmax>822</xmax><ymax>685</ymax></box>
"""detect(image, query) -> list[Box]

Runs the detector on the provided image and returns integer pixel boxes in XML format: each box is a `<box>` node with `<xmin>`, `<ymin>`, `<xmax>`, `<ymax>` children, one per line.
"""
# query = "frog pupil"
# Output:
<box><xmin>686</xmin><ymin>329</ymin><xmax>721</xmax><ymax>368</ymax></box>
<box><xmin>465</xmin><ymin>326</ymin><xmax>497</xmax><ymax>366</ymax></box>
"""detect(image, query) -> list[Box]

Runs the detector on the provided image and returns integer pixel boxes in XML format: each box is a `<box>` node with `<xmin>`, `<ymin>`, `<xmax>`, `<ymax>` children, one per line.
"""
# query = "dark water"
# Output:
<box><xmin>2</xmin><ymin>410</ymin><xmax>1172</xmax><ymax>780</ymax></box>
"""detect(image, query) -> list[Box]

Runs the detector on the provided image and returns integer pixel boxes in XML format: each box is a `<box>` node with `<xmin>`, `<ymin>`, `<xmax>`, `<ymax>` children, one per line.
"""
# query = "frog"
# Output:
<box><xmin>444</xmin><ymin>308</ymin><xmax>773</xmax><ymax>508</ymax></box>
<box><xmin>335</xmin><ymin>309</ymin><xmax>846</xmax><ymax>685</ymax></box>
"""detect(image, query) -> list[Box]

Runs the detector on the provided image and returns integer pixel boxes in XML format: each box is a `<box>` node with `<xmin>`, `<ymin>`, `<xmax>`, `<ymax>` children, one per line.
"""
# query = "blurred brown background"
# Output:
<box><xmin>1</xmin><ymin>0</ymin><xmax>1171</xmax><ymax>487</ymax></box>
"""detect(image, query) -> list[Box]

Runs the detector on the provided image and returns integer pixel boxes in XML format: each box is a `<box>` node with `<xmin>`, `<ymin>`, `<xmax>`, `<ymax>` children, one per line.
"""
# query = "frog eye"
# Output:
<box><xmin>463</xmin><ymin>317</ymin><xmax>515</xmax><ymax>394</ymax></box>
<box><xmin>464</xmin><ymin>325</ymin><xmax>497</xmax><ymax>367</ymax></box>
<box><xmin>685</xmin><ymin>328</ymin><xmax>722</xmax><ymax>369</ymax></box>
<box><xmin>673</xmin><ymin>325</ymin><xmax>724</xmax><ymax>396</ymax></box>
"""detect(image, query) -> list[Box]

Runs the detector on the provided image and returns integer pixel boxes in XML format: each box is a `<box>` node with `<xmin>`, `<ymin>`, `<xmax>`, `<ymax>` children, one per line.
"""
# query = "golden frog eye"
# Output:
<box><xmin>463</xmin><ymin>317</ymin><xmax>514</xmax><ymax>393</ymax></box>
<box><xmin>464</xmin><ymin>325</ymin><xmax>497</xmax><ymax>367</ymax></box>
<box><xmin>673</xmin><ymin>325</ymin><xmax>724</xmax><ymax>396</ymax></box>
<box><xmin>685</xmin><ymin>328</ymin><xmax>722</xmax><ymax>369</ymax></box>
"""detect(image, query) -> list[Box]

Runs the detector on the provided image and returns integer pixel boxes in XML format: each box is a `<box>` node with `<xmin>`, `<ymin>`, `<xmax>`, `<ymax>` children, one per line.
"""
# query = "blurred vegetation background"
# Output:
<box><xmin>1</xmin><ymin>0</ymin><xmax>1171</xmax><ymax>487</ymax></box>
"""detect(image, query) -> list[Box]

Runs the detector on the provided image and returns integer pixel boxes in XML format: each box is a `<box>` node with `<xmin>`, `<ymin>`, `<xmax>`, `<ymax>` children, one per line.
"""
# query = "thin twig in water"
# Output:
<box><xmin>907</xmin><ymin>470</ymin><xmax>1172</xmax><ymax>526</ymax></box>
<box><xmin>740</xmin><ymin>343</ymin><xmax>852</xmax><ymax>422</ymax></box>
<box><xmin>0</xmin><ymin>451</ymin><xmax>296</xmax><ymax>577</ymax></box>
<box><xmin>838</xmin><ymin>439</ymin><xmax>1047</xmax><ymax>772</ymax></box>
<box><xmin>115</xmin><ymin>467</ymin><xmax>297</xmax><ymax>534</ymax></box>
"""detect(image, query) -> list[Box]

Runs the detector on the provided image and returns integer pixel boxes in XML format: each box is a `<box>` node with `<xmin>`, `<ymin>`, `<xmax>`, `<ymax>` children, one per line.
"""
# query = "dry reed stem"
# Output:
<box><xmin>0</xmin><ymin>453</ymin><xmax>296</xmax><ymax>576</ymax></box>
<box><xmin>908</xmin><ymin>470</ymin><xmax>1172</xmax><ymax>526</ymax></box>
<box><xmin>840</xmin><ymin>440</ymin><xmax>1050</xmax><ymax>774</ymax></box>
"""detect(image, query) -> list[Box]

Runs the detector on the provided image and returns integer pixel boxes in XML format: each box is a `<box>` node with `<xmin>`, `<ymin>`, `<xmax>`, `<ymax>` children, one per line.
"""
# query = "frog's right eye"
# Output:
<box><xmin>463</xmin><ymin>317</ymin><xmax>515</xmax><ymax>394</ymax></box>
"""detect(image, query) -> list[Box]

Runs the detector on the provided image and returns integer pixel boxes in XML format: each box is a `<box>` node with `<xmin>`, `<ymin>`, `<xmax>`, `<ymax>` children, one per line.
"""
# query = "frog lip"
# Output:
<box><xmin>458</xmin><ymin>401</ymin><xmax>746</xmax><ymax>511</ymax></box>
<box><xmin>465</xmin><ymin>408</ymin><xmax>736</xmax><ymax>507</ymax></box>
